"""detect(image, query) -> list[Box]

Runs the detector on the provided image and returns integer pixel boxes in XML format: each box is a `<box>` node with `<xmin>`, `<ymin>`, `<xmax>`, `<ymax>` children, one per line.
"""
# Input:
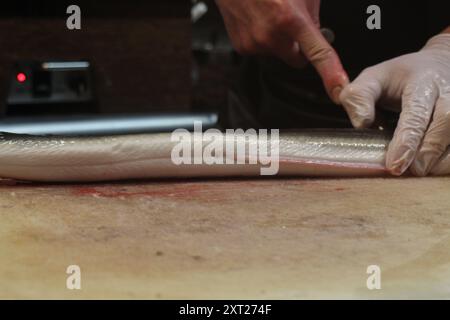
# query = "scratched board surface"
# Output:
<box><xmin>1</xmin><ymin>177</ymin><xmax>450</xmax><ymax>299</ymax></box>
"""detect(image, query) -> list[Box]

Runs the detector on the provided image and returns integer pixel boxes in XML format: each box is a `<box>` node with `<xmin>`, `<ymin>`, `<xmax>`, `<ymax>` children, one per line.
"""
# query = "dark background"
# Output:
<box><xmin>0</xmin><ymin>0</ymin><xmax>191</xmax><ymax>116</ymax></box>
<box><xmin>0</xmin><ymin>0</ymin><xmax>448</xmax><ymax>127</ymax></box>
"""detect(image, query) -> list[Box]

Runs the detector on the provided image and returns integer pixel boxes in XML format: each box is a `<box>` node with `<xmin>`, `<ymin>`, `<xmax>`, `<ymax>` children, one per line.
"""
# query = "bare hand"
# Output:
<box><xmin>216</xmin><ymin>0</ymin><xmax>349</xmax><ymax>103</ymax></box>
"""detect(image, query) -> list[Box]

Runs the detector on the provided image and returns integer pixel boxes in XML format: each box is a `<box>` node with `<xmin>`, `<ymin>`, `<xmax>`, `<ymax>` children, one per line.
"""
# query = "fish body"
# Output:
<box><xmin>0</xmin><ymin>129</ymin><xmax>391</xmax><ymax>182</ymax></box>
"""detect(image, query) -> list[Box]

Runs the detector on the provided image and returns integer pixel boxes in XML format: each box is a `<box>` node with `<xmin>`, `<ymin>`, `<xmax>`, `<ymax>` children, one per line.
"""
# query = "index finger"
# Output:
<box><xmin>291</xmin><ymin>18</ymin><xmax>349</xmax><ymax>103</ymax></box>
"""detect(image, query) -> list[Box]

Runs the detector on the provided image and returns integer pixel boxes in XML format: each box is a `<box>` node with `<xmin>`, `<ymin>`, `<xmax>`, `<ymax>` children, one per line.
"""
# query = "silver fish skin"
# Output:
<box><xmin>0</xmin><ymin>129</ymin><xmax>393</xmax><ymax>182</ymax></box>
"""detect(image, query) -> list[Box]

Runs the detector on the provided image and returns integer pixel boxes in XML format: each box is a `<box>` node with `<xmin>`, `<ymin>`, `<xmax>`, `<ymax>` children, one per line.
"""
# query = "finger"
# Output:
<box><xmin>276</xmin><ymin>41</ymin><xmax>308</xmax><ymax>69</ymax></box>
<box><xmin>268</xmin><ymin>30</ymin><xmax>308</xmax><ymax>68</ymax></box>
<box><xmin>386</xmin><ymin>81</ymin><xmax>439</xmax><ymax>175</ymax></box>
<box><xmin>411</xmin><ymin>94</ymin><xmax>450</xmax><ymax>176</ymax></box>
<box><xmin>276</xmin><ymin>28</ymin><xmax>336</xmax><ymax>72</ymax></box>
<box><xmin>430</xmin><ymin>148</ymin><xmax>450</xmax><ymax>176</ymax></box>
<box><xmin>290</xmin><ymin>17</ymin><xmax>349</xmax><ymax>104</ymax></box>
<box><xmin>339</xmin><ymin>67</ymin><xmax>384</xmax><ymax>128</ymax></box>
<box><xmin>306</xmin><ymin>0</ymin><xmax>321</xmax><ymax>27</ymax></box>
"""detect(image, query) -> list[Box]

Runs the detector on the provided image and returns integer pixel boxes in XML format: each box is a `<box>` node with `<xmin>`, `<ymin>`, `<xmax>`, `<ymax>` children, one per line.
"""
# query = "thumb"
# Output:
<box><xmin>292</xmin><ymin>19</ymin><xmax>348</xmax><ymax>104</ymax></box>
<box><xmin>339</xmin><ymin>66</ymin><xmax>385</xmax><ymax>129</ymax></box>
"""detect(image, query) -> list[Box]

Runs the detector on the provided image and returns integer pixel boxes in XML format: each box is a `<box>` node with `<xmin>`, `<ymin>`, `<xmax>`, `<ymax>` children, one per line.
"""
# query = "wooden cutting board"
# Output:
<box><xmin>1</xmin><ymin>177</ymin><xmax>450</xmax><ymax>299</ymax></box>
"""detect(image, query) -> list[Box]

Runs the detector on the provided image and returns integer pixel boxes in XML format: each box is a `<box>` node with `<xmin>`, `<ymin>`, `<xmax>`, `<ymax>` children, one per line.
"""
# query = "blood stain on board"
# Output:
<box><xmin>71</xmin><ymin>184</ymin><xmax>204</xmax><ymax>199</ymax></box>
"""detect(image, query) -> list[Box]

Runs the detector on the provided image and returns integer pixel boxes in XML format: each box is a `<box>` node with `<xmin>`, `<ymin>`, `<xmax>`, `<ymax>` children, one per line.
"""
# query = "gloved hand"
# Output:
<box><xmin>215</xmin><ymin>0</ymin><xmax>349</xmax><ymax>104</ymax></box>
<box><xmin>340</xmin><ymin>32</ymin><xmax>450</xmax><ymax>176</ymax></box>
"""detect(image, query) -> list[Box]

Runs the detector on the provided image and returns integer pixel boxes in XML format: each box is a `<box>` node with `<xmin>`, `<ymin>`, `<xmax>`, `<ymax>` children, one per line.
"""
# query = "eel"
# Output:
<box><xmin>0</xmin><ymin>129</ymin><xmax>401</xmax><ymax>182</ymax></box>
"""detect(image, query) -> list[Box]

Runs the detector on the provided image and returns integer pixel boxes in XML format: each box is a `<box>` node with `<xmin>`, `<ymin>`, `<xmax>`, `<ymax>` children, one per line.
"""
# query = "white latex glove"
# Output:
<box><xmin>339</xmin><ymin>33</ymin><xmax>450</xmax><ymax>176</ymax></box>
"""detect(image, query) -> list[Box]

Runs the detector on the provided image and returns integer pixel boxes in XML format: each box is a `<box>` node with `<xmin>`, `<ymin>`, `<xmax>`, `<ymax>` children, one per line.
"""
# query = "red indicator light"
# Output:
<box><xmin>16</xmin><ymin>73</ymin><xmax>27</xmax><ymax>83</ymax></box>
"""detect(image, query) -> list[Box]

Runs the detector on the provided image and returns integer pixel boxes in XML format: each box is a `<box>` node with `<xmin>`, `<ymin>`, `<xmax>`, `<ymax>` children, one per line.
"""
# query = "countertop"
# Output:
<box><xmin>1</xmin><ymin>177</ymin><xmax>450</xmax><ymax>299</ymax></box>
